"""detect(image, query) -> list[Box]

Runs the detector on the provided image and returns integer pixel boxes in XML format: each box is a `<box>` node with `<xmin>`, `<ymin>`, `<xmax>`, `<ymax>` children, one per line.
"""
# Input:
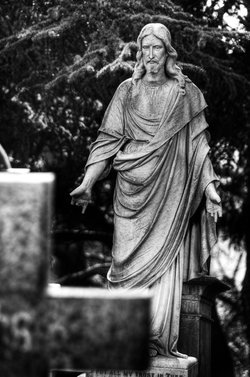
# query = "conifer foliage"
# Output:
<box><xmin>0</xmin><ymin>0</ymin><xmax>249</xmax><ymax>234</ymax></box>
<box><xmin>1</xmin><ymin>0</ymin><xmax>250</xmax><ymax>370</ymax></box>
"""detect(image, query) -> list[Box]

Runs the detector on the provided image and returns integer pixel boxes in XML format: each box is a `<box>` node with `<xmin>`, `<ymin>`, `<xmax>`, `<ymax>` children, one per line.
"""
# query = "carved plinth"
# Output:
<box><xmin>70</xmin><ymin>356</ymin><xmax>198</xmax><ymax>377</ymax></box>
<box><xmin>149</xmin><ymin>356</ymin><xmax>198</xmax><ymax>377</ymax></box>
<box><xmin>178</xmin><ymin>277</ymin><xmax>228</xmax><ymax>377</ymax></box>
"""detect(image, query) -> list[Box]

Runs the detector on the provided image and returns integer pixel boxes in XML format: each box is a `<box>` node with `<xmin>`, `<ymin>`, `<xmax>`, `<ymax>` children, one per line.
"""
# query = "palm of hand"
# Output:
<box><xmin>206</xmin><ymin>190</ymin><xmax>222</xmax><ymax>223</ymax></box>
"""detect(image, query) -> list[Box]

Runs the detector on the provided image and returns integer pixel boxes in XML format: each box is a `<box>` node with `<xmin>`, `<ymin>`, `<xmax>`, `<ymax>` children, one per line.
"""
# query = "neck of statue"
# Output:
<box><xmin>143</xmin><ymin>68</ymin><xmax>167</xmax><ymax>86</ymax></box>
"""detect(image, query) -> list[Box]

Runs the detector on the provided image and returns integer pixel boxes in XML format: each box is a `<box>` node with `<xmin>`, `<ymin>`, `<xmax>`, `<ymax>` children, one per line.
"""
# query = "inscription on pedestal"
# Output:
<box><xmin>84</xmin><ymin>370</ymin><xmax>185</xmax><ymax>377</ymax></box>
<box><xmin>88</xmin><ymin>373</ymin><xmax>184</xmax><ymax>377</ymax></box>
<box><xmin>85</xmin><ymin>370</ymin><xmax>185</xmax><ymax>377</ymax></box>
<box><xmin>79</xmin><ymin>356</ymin><xmax>198</xmax><ymax>377</ymax></box>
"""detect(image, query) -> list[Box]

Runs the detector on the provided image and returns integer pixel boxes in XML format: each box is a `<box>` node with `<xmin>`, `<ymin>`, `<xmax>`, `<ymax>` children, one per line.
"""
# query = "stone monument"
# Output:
<box><xmin>71</xmin><ymin>23</ymin><xmax>222</xmax><ymax>375</ymax></box>
<box><xmin>0</xmin><ymin>171</ymin><xmax>151</xmax><ymax>376</ymax></box>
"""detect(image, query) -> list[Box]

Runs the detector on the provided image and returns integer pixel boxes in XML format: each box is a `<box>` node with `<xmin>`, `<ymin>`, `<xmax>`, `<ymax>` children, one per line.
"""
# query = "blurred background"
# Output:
<box><xmin>0</xmin><ymin>1</ymin><xmax>250</xmax><ymax>375</ymax></box>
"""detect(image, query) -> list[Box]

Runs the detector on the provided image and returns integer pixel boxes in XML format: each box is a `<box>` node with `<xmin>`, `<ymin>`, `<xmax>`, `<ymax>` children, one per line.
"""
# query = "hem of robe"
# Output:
<box><xmin>108</xmin><ymin>242</ymin><xmax>186</xmax><ymax>358</ymax></box>
<box><xmin>148</xmin><ymin>242</ymin><xmax>185</xmax><ymax>357</ymax></box>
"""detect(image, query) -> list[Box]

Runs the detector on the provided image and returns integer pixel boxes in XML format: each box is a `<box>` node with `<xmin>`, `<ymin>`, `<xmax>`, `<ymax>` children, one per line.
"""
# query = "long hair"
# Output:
<box><xmin>132</xmin><ymin>23</ymin><xmax>186</xmax><ymax>94</ymax></box>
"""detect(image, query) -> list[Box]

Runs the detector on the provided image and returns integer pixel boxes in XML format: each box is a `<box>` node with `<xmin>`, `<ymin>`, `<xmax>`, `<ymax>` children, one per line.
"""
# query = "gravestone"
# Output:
<box><xmin>0</xmin><ymin>172</ymin><xmax>54</xmax><ymax>377</ymax></box>
<box><xmin>45</xmin><ymin>286</ymin><xmax>150</xmax><ymax>372</ymax></box>
<box><xmin>0</xmin><ymin>171</ymin><xmax>225</xmax><ymax>377</ymax></box>
<box><xmin>73</xmin><ymin>277</ymin><xmax>227</xmax><ymax>377</ymax></box>
<box><xmin>0</xmin><ymin>172</ymin><xmax>150</xmax><ymax>377</ymax></box>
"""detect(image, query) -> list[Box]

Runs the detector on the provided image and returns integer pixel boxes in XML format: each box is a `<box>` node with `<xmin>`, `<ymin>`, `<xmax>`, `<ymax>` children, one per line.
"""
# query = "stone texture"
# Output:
<box><xmin>0</xmin><ymin>172</ymin><xmax>54</xmax><ymax>377</ymax></box>
<box><xmin>150</xmin><ymin>356</ymin><xmax>198</xmax><ymax>377</ymax></box>
<box><xmin>46</xmin><ymin>286</ymin><xmax>150</xmax><ymax>372</ymax></box>
<box><xmin>72</xmin><ymin>356</ymin><xmax>198</xmax><ymax>377</ymax></box>
<box><xmin>0</xmin><ymin>172</ymin><xmax>54</xmax><ymax>295</ymax></box>
<box><xmin>0</xmin><ymin>172</ymin><xmax>151</xmax><ymax>376</ymax></box>
<box><xmin>178</xmin><ymin>277</ymin><xmax>228</xmax><ymax>377</ymax></box>
<box><xmin>0</xmin><ymin>293</ymin><xmax>49</xmax><ymax>377</ymax></box>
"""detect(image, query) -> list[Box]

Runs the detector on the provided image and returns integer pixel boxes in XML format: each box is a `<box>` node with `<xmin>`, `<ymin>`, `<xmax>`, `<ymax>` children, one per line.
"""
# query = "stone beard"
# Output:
<box><xmin>72</xmin><ymin>23</ymin><xmax>220</xmax><ymax>359</ymax></box>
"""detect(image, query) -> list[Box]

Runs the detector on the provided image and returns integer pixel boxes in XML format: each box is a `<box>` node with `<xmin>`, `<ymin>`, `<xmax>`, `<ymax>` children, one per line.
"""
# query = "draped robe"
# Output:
<box><xmin>86</xmin><ymin>77</ymin><xmax>218</xmax><ymax>356</ymax></box>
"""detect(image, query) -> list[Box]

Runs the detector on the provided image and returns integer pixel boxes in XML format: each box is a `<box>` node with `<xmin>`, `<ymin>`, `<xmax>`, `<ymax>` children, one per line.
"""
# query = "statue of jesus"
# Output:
<box><xmin>70</xmin><ymin>23</ymin><xmax>222</xmax><ymax>358</ymax></box>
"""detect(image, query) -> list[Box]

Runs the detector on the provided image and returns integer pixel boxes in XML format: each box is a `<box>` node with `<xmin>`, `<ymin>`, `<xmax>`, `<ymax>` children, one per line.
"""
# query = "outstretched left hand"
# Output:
<box><xmin>205</xmin><ymin>182</ymin><xmax>222</xmax><ymax>223</ymax></box>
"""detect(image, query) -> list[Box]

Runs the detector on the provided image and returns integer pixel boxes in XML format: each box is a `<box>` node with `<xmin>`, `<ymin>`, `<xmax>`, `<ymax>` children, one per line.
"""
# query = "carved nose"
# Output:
<box><xmin>149</xmin><ymin>46</ymin><xmax>153</xmax><ymax>58</ymax></box>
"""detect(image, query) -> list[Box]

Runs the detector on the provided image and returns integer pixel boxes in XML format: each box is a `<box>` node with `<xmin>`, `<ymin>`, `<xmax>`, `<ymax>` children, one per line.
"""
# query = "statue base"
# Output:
<box><xmin>65</xmin><ymin>356</ymin><xmax>198</xmax><ymax>377</ymax></box>
<box><xmin>149</xmin><ymin>356</ymin><xmax>198</xmax><ymax>377</ymax></box>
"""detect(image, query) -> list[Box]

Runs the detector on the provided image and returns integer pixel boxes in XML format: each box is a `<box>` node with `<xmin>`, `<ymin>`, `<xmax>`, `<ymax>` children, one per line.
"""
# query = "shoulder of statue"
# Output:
<box><xmin>184</xmin><ymin>76</ymin><xmax>203</xmax><ymax>93</ymax></box>
<box><xmin>183</xmin><ymin>75</ymin><xmax>192</xmax><ymax>83</ymax></box>
<box><xmin>184</xmin><ymin>76</ymin><xmax>200</xmax><ymax>91</ymax></box>
<box><xmin>111</xmin><ymin>78</ymin><xmax>132</xmax><ymax>106</ymax></box>
<box><xmin>184</xmin><ymin>77</ymin><xmax>206</xmax><ymax>102</ymax></box>
<box><xmin>116</xmin><ymin>78</ymin><xmax>133</xmax><ymax>96</ymax></box>
<box><xmin>181</xmin><ymin>76</ymin><xmax>208</xmax><ymax>119</ymax></box>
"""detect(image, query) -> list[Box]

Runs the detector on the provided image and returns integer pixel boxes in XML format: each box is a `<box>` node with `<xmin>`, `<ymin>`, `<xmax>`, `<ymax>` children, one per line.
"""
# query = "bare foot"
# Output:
<box><xmin>172</xmin><ymin>351</ymin><xmax>188</xmax><ymax>359</ymax></box>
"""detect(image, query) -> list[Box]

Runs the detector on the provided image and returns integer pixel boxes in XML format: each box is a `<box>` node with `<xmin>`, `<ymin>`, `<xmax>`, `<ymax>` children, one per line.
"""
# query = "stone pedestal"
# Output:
<box><xmin>149</xmin><ymin>356</ymin><xmax>198</xmax><ymax>377</ymax></box>
<box><xmin>178</xmin><ymin>277</ymin><xmax>228</xmax><ymax>377</ymax></box>
<box><xmin>69</xmin><ymin>356</ymin><xmax>198</xmax><ymax>377</ymax></box>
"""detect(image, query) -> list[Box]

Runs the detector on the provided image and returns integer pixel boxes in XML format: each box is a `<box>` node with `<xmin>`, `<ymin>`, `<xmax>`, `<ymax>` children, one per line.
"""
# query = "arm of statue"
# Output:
<box><xmin>205</xmin><ymin>181</ymin><xmax>222</xmax><ymax>223</ymax></box>
<box><xmin>190</xmin><ymin>111</ymin><xmax>222</xmax><ymax>223</ymax></box>
<box><xmin>70</xmin><ymin>159</ymin><xmax>110</xmax><ymax>214</ymax></box>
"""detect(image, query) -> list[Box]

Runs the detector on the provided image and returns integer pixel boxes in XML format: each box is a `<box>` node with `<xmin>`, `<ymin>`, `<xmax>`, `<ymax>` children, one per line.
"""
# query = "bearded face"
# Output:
<box><xmin>141</xmin><ymin>34</ymin><xmax>167</xmax><ymax>75</ymax></box>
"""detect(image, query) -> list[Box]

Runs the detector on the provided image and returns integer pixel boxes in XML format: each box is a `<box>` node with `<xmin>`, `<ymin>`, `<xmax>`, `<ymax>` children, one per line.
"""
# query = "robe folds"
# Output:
<box><xmin>85</xmin><ymin>77</ymin><xmax>218</xmax><ymax>356</ymax></box>
<box><xmin>86</xmin><ymin>77</ymin><xmax>218</xmax><ymax>288</ymax></box>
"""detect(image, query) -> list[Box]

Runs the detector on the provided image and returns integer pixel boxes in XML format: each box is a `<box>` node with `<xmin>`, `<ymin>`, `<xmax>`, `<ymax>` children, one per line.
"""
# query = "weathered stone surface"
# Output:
<box><xmin>178</xmin><ymin>277</ymin><xmax>228</xmax><ymax>377</ymax></box>
<box><xmin>71</xmin><ymin>356</ymin><xmax>198</xmax><ymax>377</ymax></box>
<box><xmin>0</xmin><ymin>172</ymin><xmax>54</xmax><ymax>295</ymax></box>
<box><xmin>0</xmin><ymin>293</ymin><xmax>49</xmax><ymax>377</ymax></box>
<box><xmin>0</xmin><ymin>172</ymin><xmax>54</xmax><ymax>377</ymax></box>
<box><xmin>46</xmin><ymin>286</ymin><xmax>150</xmax><ymax>371</ymax></box>
<box><xmin>0</xmin><ymin>172</ymin><xmax>152</xmax><ymax>376</ymax></box>
<box><xmin>149</xmin><ymin>356</ymin><xmax>198</xmax><ymax>377</ymax></box>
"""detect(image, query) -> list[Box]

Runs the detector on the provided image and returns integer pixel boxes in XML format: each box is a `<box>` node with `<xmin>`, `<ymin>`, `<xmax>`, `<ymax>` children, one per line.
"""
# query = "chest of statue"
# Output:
<box><xmin>130</xmin><ymin>80</ymin><xmax>172</xmax><ymax>119</ymax></box>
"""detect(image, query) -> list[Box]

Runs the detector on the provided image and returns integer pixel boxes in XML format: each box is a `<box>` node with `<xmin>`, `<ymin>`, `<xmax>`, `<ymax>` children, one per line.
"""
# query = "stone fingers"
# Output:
<box><xmin>71</xmin><ymin>197</ymin><xmax>93</xmax><ymax>214</ymax></box>
<box><xmin>209</xmin><ymin>207</ymin><xmax>223</xmax><ymax>222</ymax></box>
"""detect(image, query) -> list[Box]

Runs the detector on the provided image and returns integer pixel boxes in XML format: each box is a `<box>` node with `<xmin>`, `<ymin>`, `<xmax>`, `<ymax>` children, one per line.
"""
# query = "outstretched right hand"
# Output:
<box><xmin>70</xmin><ymin>183</ymin><xmax>93</xmax><ymax>214</ymax></box>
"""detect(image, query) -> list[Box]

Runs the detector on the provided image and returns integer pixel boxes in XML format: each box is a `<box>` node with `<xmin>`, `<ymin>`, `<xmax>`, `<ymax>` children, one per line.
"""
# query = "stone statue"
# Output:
<box><xmin>70</xmin><ymin>23</ymin><xmax>222</xmax><ymax>358</ymax></box>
